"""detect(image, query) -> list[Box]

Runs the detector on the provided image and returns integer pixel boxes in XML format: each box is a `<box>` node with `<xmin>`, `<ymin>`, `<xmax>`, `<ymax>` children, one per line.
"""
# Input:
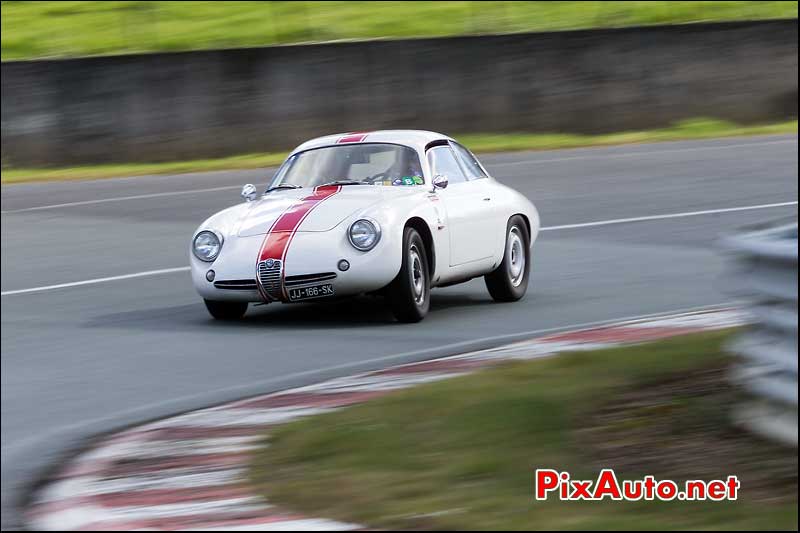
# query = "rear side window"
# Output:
<box><xmin>451</xmin><ymin>142</ymin><xmax>488</xmax><ymax>180</ymax></box>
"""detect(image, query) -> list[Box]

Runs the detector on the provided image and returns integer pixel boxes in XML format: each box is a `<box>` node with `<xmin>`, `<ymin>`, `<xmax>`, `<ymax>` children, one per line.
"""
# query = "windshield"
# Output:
<box><xmin>270</xmin><ymin>143</ymin><xmax>424</xmax><ymax>189</ymax></box>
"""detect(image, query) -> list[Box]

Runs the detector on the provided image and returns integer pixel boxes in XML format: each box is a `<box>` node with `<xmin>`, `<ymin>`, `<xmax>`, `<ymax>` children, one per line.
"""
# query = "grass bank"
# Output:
<box><xmin>249</xmin><ymin>330</ymin><xmax>798</xmax><ymax>530</ymax></box>
<box><xmin>2</xmin><ymin>1</ymin><xmax>796</xmax><ymax>60</ymax></box>
<box><xmin>2</xmin><ymin>118</ymin><xmax>797</xmax><ymax>185</ymax></box>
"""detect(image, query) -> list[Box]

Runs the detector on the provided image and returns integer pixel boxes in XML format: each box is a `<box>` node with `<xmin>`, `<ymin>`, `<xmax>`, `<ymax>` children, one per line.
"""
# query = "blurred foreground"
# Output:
<box><xmin>249</xmin><ymin>330</ymin><xmax>798</xmax><ymax>529</ymax></box>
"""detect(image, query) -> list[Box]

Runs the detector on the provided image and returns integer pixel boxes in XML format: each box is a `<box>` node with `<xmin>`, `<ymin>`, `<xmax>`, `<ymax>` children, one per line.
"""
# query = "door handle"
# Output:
<box><xmin>483</xmin><ymin>197</ymin><xmax>492</xmax><ymax>201</ymax></box>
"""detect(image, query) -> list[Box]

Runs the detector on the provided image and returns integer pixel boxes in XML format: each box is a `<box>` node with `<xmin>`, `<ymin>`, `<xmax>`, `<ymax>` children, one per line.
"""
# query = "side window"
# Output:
<box><xmin>451</xmin><ymin>142</ymin><xmax>488</xmax><ymax>180</ymax></box>
<box><xmin>427</xmin><ymin>146</ymin><xmax>467</xmax><ymax>185</ymax></box>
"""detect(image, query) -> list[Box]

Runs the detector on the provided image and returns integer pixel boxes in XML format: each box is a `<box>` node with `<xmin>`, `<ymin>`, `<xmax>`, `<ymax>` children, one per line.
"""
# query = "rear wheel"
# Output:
<box><xmin>485</xmin><ymin>215</ymin><xmax>531</xmax><ymax>302</ymax></box>
<box><xmin>204</xmin><ymin>299</ymin><xmax>248</xmax><ymax>320</ymax></box>
<box><xmin>387</xmin><ymin>227</ymin><xmax>430</xmax><ymax>323</ymax></box>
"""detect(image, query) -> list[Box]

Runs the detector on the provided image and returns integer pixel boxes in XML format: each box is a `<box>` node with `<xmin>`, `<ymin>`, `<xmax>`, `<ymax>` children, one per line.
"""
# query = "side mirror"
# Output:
<box><xmin>432</xmin><ymin>174</ymin><xmax>448</xmax><ymax>191</ymax></box>
<box><xmin>241</xmin><ymin>183</ymin><xmax>258</xmax><ymax>202</ymax></box>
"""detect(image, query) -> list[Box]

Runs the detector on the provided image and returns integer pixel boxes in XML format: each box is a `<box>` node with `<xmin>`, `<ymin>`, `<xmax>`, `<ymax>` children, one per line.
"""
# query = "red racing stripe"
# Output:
<box><xmin>256</xmin><ymin>185</ymin><xmax>342</xmax><ymax>300</ymax></box>
<box><xmin>258</xmin><ymin>185</ymin><xmax>341</xmax><ymax>262</ymax></box>
<box><xmin>337</xmin><ymin>131</ymin><xmax>370</xmax><ymax>143</ymax></box>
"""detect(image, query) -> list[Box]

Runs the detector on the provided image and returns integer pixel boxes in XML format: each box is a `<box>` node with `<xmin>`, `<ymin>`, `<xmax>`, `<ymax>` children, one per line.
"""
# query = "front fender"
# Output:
<box><xmin>350</xmin><ymin>192</ymin><xmax>449</xmax><ymax>283</ymax></box>
<box><xmin>191</xmin><ymin>203</ymin><xmax>249</xmax><ymax>241</ymax></box>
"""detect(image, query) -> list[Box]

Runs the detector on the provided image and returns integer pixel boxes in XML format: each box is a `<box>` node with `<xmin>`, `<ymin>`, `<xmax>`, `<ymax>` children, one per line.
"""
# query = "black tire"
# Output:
<box><xmin>204</xmin><ymin>299</ymin><xmax>248</xmax><ymax>320</ymax></box>
<box><xmin>387</xmin><ymin>227</ymin><xmax>431</xmax><ymax>323</ymax></box>
<box><xmin>485</xmin><ymin>215</ymin><xmax>531</xmax><ymax>302</ymax></box>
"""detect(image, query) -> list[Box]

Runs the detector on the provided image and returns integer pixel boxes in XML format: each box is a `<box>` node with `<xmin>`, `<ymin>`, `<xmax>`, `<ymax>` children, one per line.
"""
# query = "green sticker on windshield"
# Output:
<box><xmin>402</xmin><ymin>176</ymin><xmax>415</xmax><ymax>186</ymax></box>
<box><xmin>413</xmin><ymin>175</ymin><xmax>424</xmax><ymax>185</ymax></box>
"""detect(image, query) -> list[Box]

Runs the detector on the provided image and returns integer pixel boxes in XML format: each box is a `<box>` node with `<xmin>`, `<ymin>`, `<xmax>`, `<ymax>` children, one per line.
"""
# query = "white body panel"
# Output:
<box><xmin>191</xmin><ymin>130</ymin><xmax>539</xmax><ymax>303</ymax></box>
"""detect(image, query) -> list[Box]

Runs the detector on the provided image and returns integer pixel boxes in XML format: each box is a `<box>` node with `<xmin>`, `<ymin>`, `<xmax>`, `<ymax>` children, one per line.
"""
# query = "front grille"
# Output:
<box><xmin>258</xmin><ymin>259</ymin><xmax>283</xmax><ymax>300</ymax></box>
<box><xmin>214</xmin><ymin>279</ymin><xmax>258</xmax><ymax>291</ymax></box>
<box><xmin>284</xmin><ymin>272</ymin><xmax>338</xmax><ymax>287</ymax></box>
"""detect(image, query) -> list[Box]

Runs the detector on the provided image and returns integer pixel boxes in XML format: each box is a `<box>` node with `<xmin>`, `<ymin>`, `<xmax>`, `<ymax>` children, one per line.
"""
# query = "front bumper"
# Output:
<box><xmin>191</xmin><ymin>229</ymin><xmax>401</xmax><ymax>303</ymax></box>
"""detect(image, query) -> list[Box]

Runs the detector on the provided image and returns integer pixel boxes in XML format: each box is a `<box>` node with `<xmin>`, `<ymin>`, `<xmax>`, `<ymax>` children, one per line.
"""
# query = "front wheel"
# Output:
<box><xmin>387</xmin><ymin>227</ymin><xmax>430</xmax><ymax>323</ymax></box>
<box><xmin>204</xmin><ymin>299</ymin><xmax>248</xmax><ymax>320</ymax></box>
<box><xmin>485</xmin><ymin>215</ymin><xmax>531</xmax><ymax>302</ymax></box>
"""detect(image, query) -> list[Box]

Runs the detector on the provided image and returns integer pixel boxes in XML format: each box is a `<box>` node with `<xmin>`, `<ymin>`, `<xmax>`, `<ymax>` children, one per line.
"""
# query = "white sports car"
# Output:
<box><xmin>191</xmin><ymin>130</ymin><xmax>540</xmax><ymax>322</ymax></box>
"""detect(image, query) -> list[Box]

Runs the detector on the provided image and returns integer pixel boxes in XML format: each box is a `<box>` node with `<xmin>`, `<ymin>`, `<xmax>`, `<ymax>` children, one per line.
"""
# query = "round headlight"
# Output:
<box><xmin>193</xmin><ymin>230</ymin><xmax>222</xmax><ymax>262</ymax></box>
<box><xmin>348</xmin><ymin>219</ymin><xmax>381</xmax><ymax>251</ymax></box>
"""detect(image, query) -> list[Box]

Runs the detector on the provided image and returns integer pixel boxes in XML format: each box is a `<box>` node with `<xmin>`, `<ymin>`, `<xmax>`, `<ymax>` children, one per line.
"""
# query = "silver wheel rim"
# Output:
<box><xmin>507</xmin><ymin>226</ymin><xmax>525</xmax><ymax>287</ymax></box>
<box><xmin>409</xmin><ymin>243</ymin><xmax>426</xmax><ymax>305</ymax></box>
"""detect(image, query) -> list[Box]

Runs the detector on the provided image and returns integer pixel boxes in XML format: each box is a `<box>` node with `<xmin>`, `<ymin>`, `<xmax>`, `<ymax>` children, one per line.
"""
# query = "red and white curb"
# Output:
<box><xmin>27</xmin><ymin>308</ymin><xmax>746</xmax><ymax>531</ymax></box>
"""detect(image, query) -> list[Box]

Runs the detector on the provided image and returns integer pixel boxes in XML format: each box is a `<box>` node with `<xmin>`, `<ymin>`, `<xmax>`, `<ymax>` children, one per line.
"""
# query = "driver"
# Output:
<box><xmin>407</xmin><ymin>156</ymin><xmax>423</xmax><ymax>179</ymax></box>
<box><xmin>384</xmin><ymin>152</ymin><xmax>422</xmax><ymax>183</ymax></box>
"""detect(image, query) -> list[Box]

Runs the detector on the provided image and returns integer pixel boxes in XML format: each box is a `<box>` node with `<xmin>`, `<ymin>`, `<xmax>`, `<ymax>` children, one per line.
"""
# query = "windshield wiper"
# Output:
<box><xmin>266</xmin><ymin>183</ymin><xmax>303</xmax><ymax>193</ymax></box>
<box><xmin>318</xmin><ymin>180</ymin><xmax>366</xmax><ymax>187</ymax></box>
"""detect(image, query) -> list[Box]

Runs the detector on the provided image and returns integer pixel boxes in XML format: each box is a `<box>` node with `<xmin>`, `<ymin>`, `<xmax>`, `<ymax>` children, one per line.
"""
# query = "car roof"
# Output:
<box><xmin>291</xmin><ymin>130</ymin><xmax>456</xmax><ymax>154</ymax></box>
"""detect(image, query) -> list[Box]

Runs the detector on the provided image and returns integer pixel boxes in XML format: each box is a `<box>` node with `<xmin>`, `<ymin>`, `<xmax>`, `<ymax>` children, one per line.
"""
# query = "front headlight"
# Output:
<box><xmin>348</xmin><ymin>219</ymin><xmax>381</xmax><ymax>251</ymax></box>
<box><xmin>193</xmin><ymin>230</ymin><xmax>222</xmax><ymax>262</ymax></box>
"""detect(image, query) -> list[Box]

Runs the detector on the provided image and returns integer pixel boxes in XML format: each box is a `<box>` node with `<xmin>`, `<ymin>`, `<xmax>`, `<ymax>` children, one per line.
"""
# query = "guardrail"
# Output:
<box><xmin>723</xmin><ymin>222</ymin><xmax>798</xmax><ymax>447</ymax></box>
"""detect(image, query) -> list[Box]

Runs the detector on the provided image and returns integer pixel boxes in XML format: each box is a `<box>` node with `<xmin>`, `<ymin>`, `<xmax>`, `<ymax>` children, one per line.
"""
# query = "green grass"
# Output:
<box><xmin>2</xmin><ymin>118</ymin><xmax>797</xmax><ymax>185</ymax></box>
<box><xmin>1</xmin><ymin>152</ymin><xmax>289</xmax><ymax>185</ymax></box>
<box><xmin>248</xmin><ymin>330</ymin><xmax>798</xmax><ymax>530</ymax></box>
<box><xmin>457</xmin><ymin>119</ymin><xmax>799</xmax><ymax>154</ymax></box>
<box><xmin>1</xmin><ymin>1</ymin><xmax>797</xmax><ymax>60</ymax></box>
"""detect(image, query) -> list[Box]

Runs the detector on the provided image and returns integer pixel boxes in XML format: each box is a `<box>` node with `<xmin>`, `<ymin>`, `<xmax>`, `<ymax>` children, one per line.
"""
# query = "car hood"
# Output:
<box><xmin>237</xmin><ymin>185</ymin><xmax>420</xmax><ymax>236</ymax></box>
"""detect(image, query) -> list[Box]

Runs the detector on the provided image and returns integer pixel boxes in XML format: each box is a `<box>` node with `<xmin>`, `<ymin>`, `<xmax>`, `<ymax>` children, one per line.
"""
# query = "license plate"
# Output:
<box><xmin>287</xmin><ymin>283</ymin><xmax>335</xmax><ymax>302</ymax></box>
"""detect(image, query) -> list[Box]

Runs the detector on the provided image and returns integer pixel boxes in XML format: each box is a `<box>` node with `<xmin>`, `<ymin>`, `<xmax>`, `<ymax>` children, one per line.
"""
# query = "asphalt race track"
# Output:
<box><xmin>1</xmin><ymin>135</ymin><xmax>797</xmax><ymax>529</ymax></box>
